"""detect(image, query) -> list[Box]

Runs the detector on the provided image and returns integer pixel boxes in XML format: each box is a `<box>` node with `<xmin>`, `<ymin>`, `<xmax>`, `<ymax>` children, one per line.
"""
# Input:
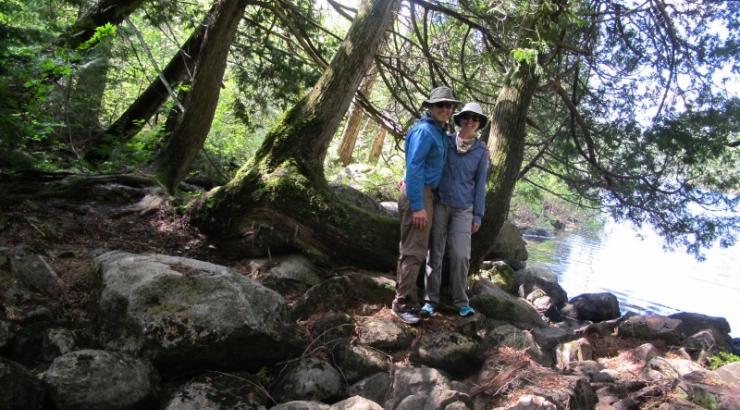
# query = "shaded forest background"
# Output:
<box><xmin>0</xmin><ymin>0</ymin><xmax>737</xmax><ymax>270</ymax></box>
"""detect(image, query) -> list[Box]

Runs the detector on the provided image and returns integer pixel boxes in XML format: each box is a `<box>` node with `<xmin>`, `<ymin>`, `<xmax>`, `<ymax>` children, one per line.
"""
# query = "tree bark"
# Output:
<box><xmin>367</xmin><ymin>125</ymin><xmax>386</xmax><ymax>164</ymax></box>
<box><xmin>151</xmin><ymin>0</ymin><xmax>248</xmax><ymax>193</ymax></box>
<box><xmin>60</xmin><ymin>0</ymin><xmax>146</xmax><ymax>49</ymax></box>
<box><xmin>470</xmin><ymin>64</ymin><xmax>540</xmax><ymax>272</ymax></box>
<box><xmin>192</xmin><ymin>0</ymin><xmax>398</xmax><ymax>270</ymax></box>
<box><xmin>336</xmin><ymin>69</ymin><xmax>377</xmax><ymax>166</ymax></box>
<box><xmin>84</xmin><ymin>26</ymin><xmax>205</xmax><ymax>163</ymax></box>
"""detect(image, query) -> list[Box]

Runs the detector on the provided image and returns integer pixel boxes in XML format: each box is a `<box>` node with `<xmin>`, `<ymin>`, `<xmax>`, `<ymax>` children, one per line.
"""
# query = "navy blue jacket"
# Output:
<box><xmin>436</xmin><ymin>135</ymin><xmax>490</xmax><ymax>225</ymax></box>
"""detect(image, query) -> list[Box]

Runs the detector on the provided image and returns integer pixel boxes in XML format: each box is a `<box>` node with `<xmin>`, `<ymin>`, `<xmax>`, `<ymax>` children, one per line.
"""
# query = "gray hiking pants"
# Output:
<box><xmin>426</xmin><ymin>203</ymin><xmax>473</xmax><ymax>308</ymax></box>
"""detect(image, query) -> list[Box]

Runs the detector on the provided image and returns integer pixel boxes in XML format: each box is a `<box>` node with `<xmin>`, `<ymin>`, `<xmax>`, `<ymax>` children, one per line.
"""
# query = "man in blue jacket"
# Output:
<box><xmin>393</xmin><ymin>86</ymin><xmax>460</xmax><ymax>324</ymax></box>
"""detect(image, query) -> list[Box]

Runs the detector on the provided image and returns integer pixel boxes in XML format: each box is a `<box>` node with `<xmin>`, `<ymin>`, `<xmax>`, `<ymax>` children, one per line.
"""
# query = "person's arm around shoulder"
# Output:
<box><xmin>472</xmin><ymin>144</ymin><xmax>490</xmax><ymax>233</ymax></box>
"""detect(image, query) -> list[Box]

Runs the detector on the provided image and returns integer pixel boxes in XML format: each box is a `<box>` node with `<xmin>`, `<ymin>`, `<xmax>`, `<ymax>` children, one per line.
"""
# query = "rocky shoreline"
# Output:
<box><xmin>2</xmin><ymin>239</ymin><xmax>739</xmax><ymax>409</ymax></box>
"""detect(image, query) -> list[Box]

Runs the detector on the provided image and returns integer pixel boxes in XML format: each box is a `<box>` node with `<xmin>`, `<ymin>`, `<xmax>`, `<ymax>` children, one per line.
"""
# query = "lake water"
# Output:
<box><xmin>525</xmin><ymin>218</ymin><xmax>740</xmax><ymax>338</ymax></box>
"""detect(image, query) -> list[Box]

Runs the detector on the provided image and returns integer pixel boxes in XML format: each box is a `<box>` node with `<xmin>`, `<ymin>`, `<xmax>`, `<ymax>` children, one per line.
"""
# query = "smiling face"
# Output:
<box><xmin>458</xmin><ymin>113</ymin><xmax>481</xmax><ymax>138</ymax></box>
<box><xmin>429</xmin><ymin>102</ymin><xmax>454</xmax><ymax>125</ymax></box>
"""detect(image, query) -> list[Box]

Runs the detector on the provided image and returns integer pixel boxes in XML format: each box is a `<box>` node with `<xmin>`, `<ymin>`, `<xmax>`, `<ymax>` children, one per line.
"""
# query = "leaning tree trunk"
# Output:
<box><xmin>59</xmin><ymin>0</ymin><xmax>146</xmax><ymax>49</ymax></box>
<box><xmin>192</xmin><ymin>0</ymin><xmax>398</xmax><ymax>270</ymax></box>
<box><xmin>84</xmin><ymin>25</ymin><xmax>205</xmax><ymax>164</ymax></box>
<box><xmin>367</xmin><ymin>124</ymin><xmax>386</xmax><ymax>164</ymax></box>
<box><xmin>470</xmin><ymin>63</ymin><xmax>540</xmax><ymax>272</ymax></box>
<box><xmin>336</xmin><ymin>68</ymin><xmax>377</xmax><ymax>166</ymax></box>
<box><xmin>151</xmin><ymin>0</ymin><xmax>248</xmax><ymax>193</ymax></box>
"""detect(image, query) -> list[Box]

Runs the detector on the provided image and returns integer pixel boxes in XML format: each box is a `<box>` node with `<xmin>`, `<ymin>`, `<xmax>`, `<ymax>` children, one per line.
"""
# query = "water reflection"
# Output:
<box><xmin>526</xmin><ymin>219</ymin><xmax>740</xmax><ymax>337</ymax></box>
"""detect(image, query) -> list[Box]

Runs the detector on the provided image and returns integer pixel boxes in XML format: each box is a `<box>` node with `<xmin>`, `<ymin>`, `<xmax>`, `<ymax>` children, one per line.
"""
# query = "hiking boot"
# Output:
<box><xmin>458</xmin><ymin>305</ymin><xmax>476</xmax><ymax>317</ymax></box>
<box><xmin>392</xmin><ymin>305</ymin><xmax>421</xmax><ymax>324</ymax></box>
<box><xmin>420</xmin><ymin>303</ymin><xmax>436</xmax><ymax>318</ymax></box>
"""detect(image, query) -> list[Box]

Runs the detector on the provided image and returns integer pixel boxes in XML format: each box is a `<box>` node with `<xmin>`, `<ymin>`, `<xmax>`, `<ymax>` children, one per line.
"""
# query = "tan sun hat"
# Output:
<box><xmin>423</xmin><ymin>86</ymin><xmax>461</xmax><ymax>106</ymax></box>
<box><xmin>453</xmin><ymin>102</ymin><xmax>488</xmax><ymax>129</ymax></box>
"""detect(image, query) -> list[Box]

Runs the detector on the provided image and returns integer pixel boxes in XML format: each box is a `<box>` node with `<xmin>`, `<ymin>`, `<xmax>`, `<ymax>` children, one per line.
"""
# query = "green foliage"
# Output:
<box><xmin>77</xmin><ymin>23</ymin><xmax>117</xmax><ymax>51</ymax></box>
<box><xmin>708</xmin><ymin>351</ymin><xmax>740</xmax><ymax>370</ymax></box>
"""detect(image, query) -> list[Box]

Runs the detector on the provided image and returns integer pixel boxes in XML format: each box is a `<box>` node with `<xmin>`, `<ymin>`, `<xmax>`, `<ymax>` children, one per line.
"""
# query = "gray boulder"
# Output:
<box><xmin>163</xmin><ymin>372</ymin><xmax>269</xmax><ymax>409</ymax></box>
<box><xmin>270</xmin><ymin>402</ymin><xmax>331</xmax><ymax>410</ymax></box>
<box><xmin>670</xmin><ymin>312</ymin><xmax>733</xmax><ymax>351</ymax></box>
<box><xmin>673</xmin><ymin>370</ymin><xmax>740</xmax><ymax>410</ymax></box>
<box><xmin>333</xmin><ymin>342</ymin><xmax>389</xmax><ymax>383</ymax></box>
<box><xmin>555</xmin><ymin>338</ymin><xmax>593</xmax><ymax>370</ymax></box>
<box><xmin>309</xmin><ymin>312</ymin><xmax>355</xmax><ymax>343</ymax></box>
<box><xmin>356</xmin><ymin>318</ymin><xmax>416</xmax><ymax>351</ymax></box>
<box><xmin>469</xmin><ymin>279</ymin><xmax>547</xmax><ymax>328</ymax></box>
<box><xmin>258</xmin><ymin>255</ymin><xmax>322</xmax><ymax>294</ymax></box>
<box><xmin>562</xmin><ymin>292</ymin><xmax>620</xmax><ymax>323</ymax></box>
<box><xmin>481</xmin><ymin>325</ymin><xmax>549</xmax><ymax>365</ymax></box>
<box><xmin>618</xmin><ymin>314</ymin><xmax>682</xmax><ymax>345</ymax></box>
<box><xmin>348</xmin><ymin>373</ymin><xmax>390</xmax><ymax>406</ymax></box>
<box><xmin>512</xmin><ymin>267</ymin><xmax>568</xmax><ymax>309</ymax></box>
<box><xmin>8</xmin><ymin>246</ymin><xmax>61</xmax><ymax>295</ymax></box>
<box><xmin>411</xmin><ymin>332</ymin><xmax>482</xmax><ymax>377</ymax></box>
<box><xmin>292</xmin><ymin>274</ymin><xmax>395</xmax><ymax>320</ymax></box>
<box><xmin>92</xmin><ymin>251</ymin><xmax>303</xmax><ymax>374</ymax></box>
<box><xmin>43</xmin><ymin>349</ymin><xmax>158</xmax><ymax>410</ymax></box>
<box><xmin>389</xmin><ymin>367</ymin><xmax>471</xmax><ymax>409</ymax></box>
<box><xmin>715</xmin><ymin>361</ymin><xmax>740</xmax><ymax>385</ymax></box>
<box><xmin>0</xmin><ymin>357</ymin><xmax>46</xmax><ymax>410</ymax></box>
<box><xmin>487</xmin><ymin>221</ymin><xmax>528</xmax><ymax>270</ymax></box>
<box><xmin>271</xmin><ymin>358</ymin><xmax>344</xmax><ymax>403</ymax></box>
<box><xmin>643</xmin><ymin>357</ymin><xmax>706</xmax><ymax>381</ymax></box>
<box><xmin>332</xmin><ymin>396</ymin><xmax>384</xmax><ymax>410</ymax></box>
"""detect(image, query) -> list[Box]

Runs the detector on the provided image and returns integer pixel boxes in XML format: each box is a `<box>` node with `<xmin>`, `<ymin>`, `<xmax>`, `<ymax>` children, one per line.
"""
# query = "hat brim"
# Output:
<box><xmin>423</xmin><ymin>98</ymin><xmax>461</xmax><ymax>107</ymax></box>
<box><xmin>453</xmin><ymin>111</ymin><xmax>488</xmax><ymax>129</ymax></box>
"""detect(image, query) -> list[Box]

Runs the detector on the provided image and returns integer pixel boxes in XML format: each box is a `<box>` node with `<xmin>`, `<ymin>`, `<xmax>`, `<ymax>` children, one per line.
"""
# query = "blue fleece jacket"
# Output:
<box><xmin>404</xmin><ymin>115</ymin><xmax>448</xmax><ymax>211</ymax></box>
<box><xmin>436</xmin><ymin>134</ymin><xmax>490</xmax><ymax>225</ymax></box>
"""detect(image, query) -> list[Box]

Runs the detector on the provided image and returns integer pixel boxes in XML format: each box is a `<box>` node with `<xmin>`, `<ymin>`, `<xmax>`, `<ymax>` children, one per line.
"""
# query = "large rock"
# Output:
<box><xmin>561</xmin><ymin>292</ymin><xmax>620</xmax><ymax>323</ymax></box>
<box><xmin>411</xmin><ymin>332</ymin><xmax>482</xmax><ymax>377</ymax></box>
<box><xmin>8</xmin><ymin>246</ymin><xmax>62</xmax><ymax>295</ymax></box>
<box><xmin>389</xmin><ymin>367</ymin><xmax>451</xmax><ymax>408</ymax></box>
<box><xmin>332</xmin><ymin>396</ymin><xmax>384</xmax><ymax>410</ymax></box>
<box><xmin>292</xmin><ymin>274</ymin><xmax>395</xmax><ymax>320</ymax></box>
<box><xmin>270</xmin><ymin>402</ymin><xmax>331</xmax><ymax>410</ymax></box>
<box><xmin>356</xmin><ymin>318</ymin><xmax>416</xmax><ymax>351</ymax></box>
<box><xmin>670</xmin><ymin>312</ymin><xmax>733</xmax><ymax>351</ymax></box>
<box><xmin>348</xmin><ymin>373</ymin><xmax>390</xmax><ymax>406</ymax></box>
<box><xmin>333</xmin><ymin>342</ymin><xmax>389</xmax><ymax>383</ymax></box>
<box><xmin>673</xmin><ymin>370</ymin><xmax>740</xmax><ymax>410</ymax></box>
<box><xmin>92</xmin><ymin>251</ymin><xmax>304</xmax><ymax>374</ymax></box>
<box><xmin>643</xmin><ymin>357</ymin><xmax>706</xmax><ymax>381</ymax></box>
<box><xmin>469</xmin><ymin>279</ymin><xmax>547</xmax><ymax>328</ymax></box>
<box><xmin>43</xmin><ymin>349</ymin><xmax>159</xmax><ymax>410</ymax></box>
<box><xmin>715</xmin><ymin>361</ymin><xmax>740</xmax><ymax>385</ymax></box>
<box><xmin>0</xmin><ymin>357</ymin><xmax>46</xmax><ymax>410</ymax></box>
<box><xmin>618</xmin><ymin>314</ymin><xmax>683</xmax><ymax>345</ymax></box>
<box><xmin>512</xmin><ymin>268</ymin><xmax>568</xmax><ymax>321</ymax></box>
<box><xmin>258</xmin><ymin>255</ymin><xmax>323</xmax><ymax>294</ymax></box>
<box><xmin>481</xmin><ymin>325</ymin><xmax>549</xmax><ymax>366</ymax></box>
<box><xmin>163</xmin><ymin>372</ymin><xmax>269</xmax><ymax>409</ymax></box>
<box><xmin>487</xmin><ymin>221</ymin><xmax>528</xmax><ymax>270</ymax></box>
<box><xmin>271</xmin><ymin>358</ymin><xmax>344</xmax><ymax>403</ymax></box>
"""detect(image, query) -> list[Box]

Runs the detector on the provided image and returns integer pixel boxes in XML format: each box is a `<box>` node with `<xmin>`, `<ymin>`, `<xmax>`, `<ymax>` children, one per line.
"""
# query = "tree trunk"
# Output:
<box><xmin>192</xmin><ymin>0</ymin><xmax>398</xmax><ymax>270</ymax></box>
<box><xmin>60</xmin><ymin>0</ymin><xmax>145</xmax><ymax>49</ymax></box>
<box><xmin>367</xmin><ymin>125</ymin><xmax>386</xmax><ymax>164</ymax></box>
<box><xmin>67</xmin><ymin>41</ymin><xmax>112</xmax><ymax>146</ymax></box>
<box><xmin>151</xmin><ymin>0</ymin><xmax>248</xmax><ymax>193</ymax></box>
<box><xmin>336</xmin><ymin>69</ymin><xmax>377</xmax><ymax>166</ymax></box>
<box><xmin>470</xmin><ymin>64</ymin><xmax>540</xmax><ymax>272</ymax></box>
<box><xmin>84</xmin><ymin>26</ymin><xmax>205</xmax><ymax>163</ymax></box>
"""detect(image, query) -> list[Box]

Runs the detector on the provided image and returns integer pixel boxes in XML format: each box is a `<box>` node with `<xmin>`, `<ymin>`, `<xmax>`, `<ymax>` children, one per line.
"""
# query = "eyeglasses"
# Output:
<box><xmin>460</xmin><ymin>113</ymin><xmax>481</xmax><ymax>122</ymax></box>
<box><xmin>432</xmin><ymin>102</ymin><xmax>454</xmax><ymax>109</ymax></box>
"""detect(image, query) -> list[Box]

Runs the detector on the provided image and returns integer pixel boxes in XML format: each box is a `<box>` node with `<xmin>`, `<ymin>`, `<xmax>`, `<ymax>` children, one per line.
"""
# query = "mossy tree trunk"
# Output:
<box><xmin>151</xmin><ymin>0</ymin><xmax>248</xmax><ymax>193</ymax></box>
<box><xmin>367</xmin><ymin>124</ymin><xmax>386</xmax><ymax>164</ymax></box>
<box><xmin>470</xmin><ymin>63</ymin><xmax>540</xmax><ymax>272</ymax></box>
<box><xmin>192</xmin><ymin>0</ymin><xmax>399</xmax><ymax>270</ymax></box>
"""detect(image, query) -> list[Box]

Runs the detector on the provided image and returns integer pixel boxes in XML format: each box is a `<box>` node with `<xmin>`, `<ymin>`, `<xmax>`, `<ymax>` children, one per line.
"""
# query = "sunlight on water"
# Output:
<box><xmin>527</xmin><ymin>219</ymin><xmax>740</xmax><ymax>337</ymax></box>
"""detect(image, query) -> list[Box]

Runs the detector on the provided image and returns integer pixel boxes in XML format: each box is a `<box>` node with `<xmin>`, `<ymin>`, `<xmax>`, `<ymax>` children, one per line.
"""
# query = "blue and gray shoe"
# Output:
<box><xmin>420</xmin><ymin>303</ymin><xmax>436</xmax><ymax>317</ymax></box>
<box><xmin>458</xmin><ymin>305</ymin><xmax>476</xmax><ymax>317</ymax></box>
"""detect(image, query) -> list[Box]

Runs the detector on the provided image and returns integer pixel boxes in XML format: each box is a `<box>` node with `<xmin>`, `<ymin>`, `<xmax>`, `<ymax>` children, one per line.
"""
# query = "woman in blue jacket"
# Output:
<box><xmin>421</xmin><ymin>102</ymin><xmax>490</xmax><ymax>317</ymax></box>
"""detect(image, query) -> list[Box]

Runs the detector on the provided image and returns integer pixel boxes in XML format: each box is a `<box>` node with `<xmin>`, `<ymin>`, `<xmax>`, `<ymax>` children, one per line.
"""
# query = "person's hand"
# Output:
<box><xmin>471</xmin><ymin>223</ymin><xmax>480</xmax><ymax>234</ymax></box>
<box><xmin>412</xmin><ymin>209</ymin><xmax>428</xmax><ymax>229</ymax></box>
<box><xmin>397</xmin><ymin>180</ymin><xmax>405</xmax><ymax>193</ymax></box>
